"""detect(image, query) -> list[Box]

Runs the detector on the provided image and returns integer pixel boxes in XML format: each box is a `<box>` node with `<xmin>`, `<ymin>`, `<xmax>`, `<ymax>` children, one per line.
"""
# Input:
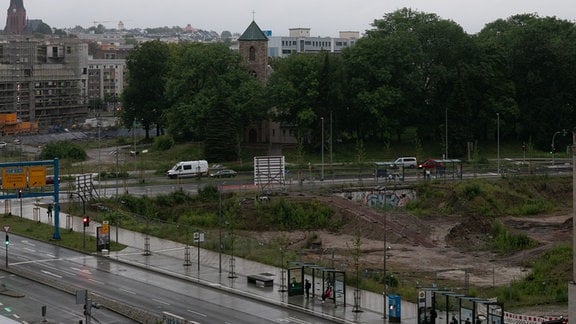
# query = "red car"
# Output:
<box><xmin>418</xmin><ymin>159</ymin><xmax>443</xmax><ymax>169</ymax></box>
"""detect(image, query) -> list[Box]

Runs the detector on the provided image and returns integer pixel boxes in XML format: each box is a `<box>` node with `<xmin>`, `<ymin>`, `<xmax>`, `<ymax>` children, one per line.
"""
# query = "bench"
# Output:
<box><xmin>247</xmin><ymin>273</ymin><xmax>274</xmax><ymax>287</ymax></box>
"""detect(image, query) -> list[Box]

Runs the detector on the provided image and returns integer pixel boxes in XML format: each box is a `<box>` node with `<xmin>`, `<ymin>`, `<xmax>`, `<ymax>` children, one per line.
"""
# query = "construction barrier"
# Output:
<box><xmin>504</xmin><ymin>312</ymin><xmax>567</xmax><ymax>324</ymax></box>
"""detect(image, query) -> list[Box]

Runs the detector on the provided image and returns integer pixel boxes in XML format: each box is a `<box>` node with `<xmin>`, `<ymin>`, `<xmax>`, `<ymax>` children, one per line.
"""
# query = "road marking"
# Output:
<box><xmin>71</xmin><ymin>267</ymin><xmax>92</xmax><ymax>275</ymax></box>
<box><xmin>152</xmin><ymin>298</ymin><xmax>170</xmax><ymax>306</ymax></box>
<box><xmin>40</xmin><ymin>270</ymin><xmax>62</xmax><ymax>278</ymax></box>
<box><xmin>287</xmin><ymin>317</ymin><xmax>311</xmax><ymax>324</ymax></box>
<box><xmin>11</xmin><ymin>258</ymin><xmax>61</xmax><ymax>265</ymax></box>
<box><xmin>88</xmin><ymin>278</ymin><xmax>104</xmax><ymax>285</ymax></box>
<box><xmin>120</xmin><ymin>288</ymin><xmax>136</xmax><ymax>295</ymax></box>
<box><xmin>187</xmin><ymin>309</ymin><xmax>207</xmax><ymax>317</ymax></box>
<box><xmin>21</xmin><ymin>240</ymin><xmax>35</xmax><ymax>247</ymax></box>
<box><xmin>23</xmin><ymin>248</ymin><xmax>36</xmax><ymax>253</ymax></box>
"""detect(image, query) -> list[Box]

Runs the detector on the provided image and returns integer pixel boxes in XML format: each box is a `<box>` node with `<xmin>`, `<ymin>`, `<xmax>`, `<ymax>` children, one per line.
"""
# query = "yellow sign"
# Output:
<box><xmin>102</xmin><ymin>222</ymin><xmax>109</xmax><ymax>235</ymax></box>
<box><xmin>2</xmin><ymin>167</ymin><xmax>26</xmax><ymax>189</ymax></box>
<box><xmin>28</xmin><ymin>166</ymin><xmax>47</xmax><ymax>187</ymax></box>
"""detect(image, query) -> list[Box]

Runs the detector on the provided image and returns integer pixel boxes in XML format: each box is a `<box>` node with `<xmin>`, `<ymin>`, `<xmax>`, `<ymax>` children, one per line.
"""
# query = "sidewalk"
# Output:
<box><xmin>17</xmin><ymin>199</ymin><xmax>421</xmax><ymax>324</ymax></box>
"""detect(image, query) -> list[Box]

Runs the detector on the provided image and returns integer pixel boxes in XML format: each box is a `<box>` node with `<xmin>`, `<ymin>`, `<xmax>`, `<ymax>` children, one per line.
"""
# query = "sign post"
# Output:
<box><xmin>4</xmin><ymin>225</ymin><xmax>9</xmax><ymax>268</ymax></box>
<box><xmin>194</xmin><ymin>232</ymin><xmax>204</xmax><ymax>274</ymax></box>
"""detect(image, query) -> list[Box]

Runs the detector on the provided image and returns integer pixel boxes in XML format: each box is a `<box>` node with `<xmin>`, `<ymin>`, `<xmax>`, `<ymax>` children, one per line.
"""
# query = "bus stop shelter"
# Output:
<box><xmin>287</xmin><ymin>261</ymin><xmax>346</xmax><ymax>306</ymax></box>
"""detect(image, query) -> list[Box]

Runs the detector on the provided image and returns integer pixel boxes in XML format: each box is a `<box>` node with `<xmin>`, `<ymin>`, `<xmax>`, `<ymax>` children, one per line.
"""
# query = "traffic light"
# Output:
<box><xmin>550</xmin><ymin>144</ymin><xmax>556</xmax><ymax>154</ymax></box>
<box><xmin>521</xmin><ymin>143</ymin><xmax>526</xmax><ymax>152</ymax></box>
<box><xmin>17</xmin><ymin>189</ymin><xmax>22</xmax><ymax>198</ymax></box>
<box><xmin>83</xmin><ymin>216</ymin><xmax>90</xmax><ymax>227</ymax></box>
<box><xmin>5</xmin><ymin>234</ymin><xmax>8</xmax><ymax>246</ymax></box>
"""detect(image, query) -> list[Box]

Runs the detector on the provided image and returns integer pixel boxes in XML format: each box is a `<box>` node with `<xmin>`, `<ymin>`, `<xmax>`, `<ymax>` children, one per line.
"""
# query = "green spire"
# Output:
<box><xmin>239</xmin><ymin>21</ymin><xmax>268</xmax><ymax>41</ymax></box>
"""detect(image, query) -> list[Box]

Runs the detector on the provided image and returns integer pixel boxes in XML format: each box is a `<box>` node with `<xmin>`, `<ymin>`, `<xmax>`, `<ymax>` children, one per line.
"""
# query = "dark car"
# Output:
<box><xmin>46</xmin><ymin>176</ymin><xmax>61</xmax><ymax>184</ymax></box>
<box><xmin>418</xmin><ymin>159</ymin><xmax>443</xmax><ymax>169</ymax></box>
<box><xmin>210</xmin><ymin>169</ymin><xmax>237</xmax><ymax>178</ymax></box>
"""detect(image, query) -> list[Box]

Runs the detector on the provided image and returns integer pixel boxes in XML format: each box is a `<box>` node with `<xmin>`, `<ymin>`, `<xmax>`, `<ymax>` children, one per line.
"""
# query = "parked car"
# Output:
<box><xmin>391</xmin><ymin>157</ymin><xmax>417</xmax><ymax>168</ymax></box>
<box><xmin>418</xmin><ymin>159</ymin><xmax>443</xmax><ymax>169</ymax></box>
<box><xmin>210</xmin><ymin>169</ymin><xmax>237</xmax><ymax>178</ymax></box>
<box><xmin>0</xmin><ymin>141</ymin><xmax>6</xmax><ymax>149</ymax></box>
<box><xmin>46</xmin><ymin>176</ymin><xmax>60</xmax><ymax>185</ymax></box>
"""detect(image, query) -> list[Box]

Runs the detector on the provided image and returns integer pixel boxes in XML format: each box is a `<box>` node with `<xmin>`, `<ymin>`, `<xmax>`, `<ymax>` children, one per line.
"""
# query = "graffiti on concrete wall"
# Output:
<box><xmin>336</xmin><ymin>189</ymin><xmax>416</xmax><ymax>209</ymax></box>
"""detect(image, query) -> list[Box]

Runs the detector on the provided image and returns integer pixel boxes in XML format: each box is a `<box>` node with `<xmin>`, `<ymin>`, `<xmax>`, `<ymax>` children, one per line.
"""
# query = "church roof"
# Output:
<box><xmin>238</xmin><ymin>20</ymin><xmax>268</xmax><ymax>41</ymax></box>
<box><xmin>10</xmin><ymin>0</ymin><xmax>25</xmax><ymax>9</ymax></box>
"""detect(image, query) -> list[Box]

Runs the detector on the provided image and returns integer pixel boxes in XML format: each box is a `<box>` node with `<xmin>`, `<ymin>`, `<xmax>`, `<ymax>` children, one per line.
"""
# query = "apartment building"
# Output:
<box><xmin>0</xmin><ymin>37</ymin><xmax>89</xmax><ymax>130</ymax></box>
<box><xmin>267</xmin><ymin>29</ymin><xmax>360</xmax><ymax>57</ymax></box>
<box><xmin>87</xmin><ymin>44</ymin><xmax>131</xmax><ymax>113</ymax></box>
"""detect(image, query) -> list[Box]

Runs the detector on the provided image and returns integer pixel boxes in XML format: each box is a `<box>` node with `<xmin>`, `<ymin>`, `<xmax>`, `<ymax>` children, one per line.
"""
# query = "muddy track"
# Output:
<box><xmin>315</xmin><ymin>195</ymin><xmax>436</xmax><ymax>248</ymax></box>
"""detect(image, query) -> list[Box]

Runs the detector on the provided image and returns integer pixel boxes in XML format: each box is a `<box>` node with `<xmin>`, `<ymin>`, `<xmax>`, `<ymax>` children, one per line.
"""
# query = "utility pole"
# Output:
<box><xmin>569</xmin><ymin>129</ymin><xmax>576</xmax><ymax>321</ymax></box>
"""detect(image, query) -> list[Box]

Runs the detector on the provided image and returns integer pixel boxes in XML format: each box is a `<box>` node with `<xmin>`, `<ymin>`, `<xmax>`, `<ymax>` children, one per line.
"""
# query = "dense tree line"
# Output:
<box><xmin>122</xmin><ymin>8</ymin><xmax>576</xmax><ymax>161</ymax></box>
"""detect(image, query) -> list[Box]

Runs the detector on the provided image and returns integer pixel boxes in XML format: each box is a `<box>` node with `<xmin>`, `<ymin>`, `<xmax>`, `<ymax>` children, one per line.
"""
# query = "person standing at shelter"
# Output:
<box><xmin>305</xmin><ymin>279</ymin><xmax>311</xmax><ymax>298</ymax></box>
<box><xmin>429</xmin><ymin>308</ymin><xmax>437</xmax><ymax>324</ymax></box>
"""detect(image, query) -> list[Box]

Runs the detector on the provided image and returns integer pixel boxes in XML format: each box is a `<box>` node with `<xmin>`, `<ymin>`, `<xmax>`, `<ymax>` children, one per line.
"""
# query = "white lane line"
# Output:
<box><xmin>88</xmin><ymin>278</ymin><xmax>104</xmax><ymax>285</ymax></box>
<box><xmin>287</xmin><ymin>316</ymin><xmax>311</xmax><ymax>324</ymax></box>
<box><xmin>71</xmin><ymin>267</ymin><xmax>92</xmax><ymax>275</ymax></box>
<box><xmin>120</xmin><ymin>288</ymin><xmax>136</xmax><ymax>295</ymax></box>
<box><xmin>152</xmin><ymin>298</ymin><xmax>170</xmax><ymax>306</ymax></box>
<box><xmin>21</xmin><ymin>240</ymin><xmax>35</xmax><ymax>247</ymax></box>
<box><xmin>187</xmin><ymin>309</ymin><xmax>207</xmax><ymax>317</ymax></box>
<box><xmin>40</xmin><ymin>270</ymin><xmax>62</xmax><ymax>278</ymax></box>
<box><xmin>11</xmin><ymin>258</ymin><xmax>62</xmax><ymax>265</ymax></box>
<box><xmin>22</xmin><ymin>248</ymin><xmax>36</xmax><ymax>253</ymax></box>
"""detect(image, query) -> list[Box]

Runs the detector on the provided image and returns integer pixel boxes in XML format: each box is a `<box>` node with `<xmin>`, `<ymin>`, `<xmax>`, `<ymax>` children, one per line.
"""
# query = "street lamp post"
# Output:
<box><xmin>321</xmin><ymin>117</ymin><xmax>324</xmax><ymax>181</ymax></box>
<box><xmin>383</xmin><ymin>188</ymin><xmax>388</xmax><ymax>321</ymax></box>
<box><xmin>218</xmin><ymin>183</ymin><xmax>223</xmax><ymax>274</ymax></box>
<box><xmin>551</xmin><ymin>130</ymin><xmax>566</xmax><ymax>165</ymax></box>
<box><xmin>330</xmin><ymin>111</ymin><xmax>333</xmax><ymax>180</ymax></box>
<box><xmin>445</xmin><ymin>107</ymin><xmax>448</xmax><ymax>159</ymax></box>
<box><xmin>497</xmin><ymin>113</ymin><xmax>500</xmax><ymax>174</ymax></box>
<box><xmin>570</xmin><ymin>128</ymin><xmax>576</xmax><ymax>322</ymax></box>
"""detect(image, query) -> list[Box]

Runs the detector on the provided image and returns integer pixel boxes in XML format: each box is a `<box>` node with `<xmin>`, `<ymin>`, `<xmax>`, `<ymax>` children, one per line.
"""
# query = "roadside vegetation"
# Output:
<box><xmin>11</xmin><ymin>135</ymin><xmax>572</xmax><ymax>312</ymax></box>
<box><xmin>47</xmin><ymin>171</ymin><xmax>571</xmax><ymax>311</ymax></box>
<box><xmin>0</xmin><ymin>212</ymin><xmax>125</xmax><ymax>253</ymax></box>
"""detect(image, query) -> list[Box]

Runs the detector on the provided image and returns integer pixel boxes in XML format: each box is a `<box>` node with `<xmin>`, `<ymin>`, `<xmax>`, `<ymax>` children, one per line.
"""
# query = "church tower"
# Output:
<box><xmin>238</xmin><ymin>20</ymin><xmax>268</xmax><ymax>83</ymax></box>
<box><xmin>5</xmin><ymin>0</ymin><xmax>27</xmax><ymax>34</ymax></box>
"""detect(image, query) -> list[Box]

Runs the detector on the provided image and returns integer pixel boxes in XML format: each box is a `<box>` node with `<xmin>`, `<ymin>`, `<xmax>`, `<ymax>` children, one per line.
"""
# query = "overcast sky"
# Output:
<box><xmin>11</xmin><ymin>0</ymin><xmax>576</xmax><ymax>37</ymax></box>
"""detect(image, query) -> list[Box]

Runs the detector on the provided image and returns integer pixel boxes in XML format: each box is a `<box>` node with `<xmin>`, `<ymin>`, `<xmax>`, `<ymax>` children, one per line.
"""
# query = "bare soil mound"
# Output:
<box><xmin>255</xmin><ymin>194</ymin><xmax>572</xmax><ymax>292</ymax></box>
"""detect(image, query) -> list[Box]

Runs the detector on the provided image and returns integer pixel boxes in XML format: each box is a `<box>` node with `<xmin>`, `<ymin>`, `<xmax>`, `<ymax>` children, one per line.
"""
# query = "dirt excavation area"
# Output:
<box><xmin>251</xmin><ymin>195</ymin><xmax>572</xmax><ymax>316</ymax></box>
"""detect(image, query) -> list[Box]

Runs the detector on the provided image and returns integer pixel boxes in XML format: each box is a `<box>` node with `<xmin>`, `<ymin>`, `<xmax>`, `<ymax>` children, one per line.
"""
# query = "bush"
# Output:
<box><xmin>153</xmin><ymin>135</ymin><xmax>174</xmax><ymax>151</ymax></box>
<box><xmin>40</xmin><ymin>141</ymin><xmax>87</xmax><ymax>161</ymax></box>
<box><xmin>487</xmin><ymin>220</ymin><xmax>538</xmax><ymax>254</ymax></box>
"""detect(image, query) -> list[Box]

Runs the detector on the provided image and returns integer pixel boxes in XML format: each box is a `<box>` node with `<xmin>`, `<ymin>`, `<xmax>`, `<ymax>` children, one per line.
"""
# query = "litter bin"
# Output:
<box><xmin>389</xmin><ymin>294</ymin><xmax>401</xmax><ymax>323</ymax></box>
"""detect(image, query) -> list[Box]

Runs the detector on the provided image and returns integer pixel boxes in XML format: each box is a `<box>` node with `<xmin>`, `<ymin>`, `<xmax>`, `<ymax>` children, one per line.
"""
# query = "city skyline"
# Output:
<box><xmin>4</xmin><ymin>0</ymin><xmax>576</xmax><ymax>37</ymax></box>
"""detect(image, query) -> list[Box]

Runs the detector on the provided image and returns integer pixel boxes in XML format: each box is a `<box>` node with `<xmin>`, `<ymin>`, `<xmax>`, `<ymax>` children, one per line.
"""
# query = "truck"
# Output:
<box><xmin>167</xmin><ymin>160</ymin><xmax>209</xmax><ymax>179</ymax></box>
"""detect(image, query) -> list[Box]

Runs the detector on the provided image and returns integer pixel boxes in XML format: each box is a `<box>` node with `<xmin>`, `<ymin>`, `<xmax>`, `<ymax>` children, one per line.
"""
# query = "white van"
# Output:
<box><xmin>393</xmin><ymin>157</ymin><xmax>417</xmax><ymax>168</ymax></box>
<box><xmin>167</xmin><ymin>160</ymin><xmax>209</xmax><ymax>178</ymax></box>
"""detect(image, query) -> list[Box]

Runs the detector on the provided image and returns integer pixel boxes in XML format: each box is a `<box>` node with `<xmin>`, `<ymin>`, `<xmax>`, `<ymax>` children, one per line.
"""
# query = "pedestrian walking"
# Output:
<box><xmin>305</xmin><ymin>279</ymin><xmax>311</xmax><ymax>298</ymax></box>
<box><xmin>47</xmin><ymin>203</ymin><xmax>53</xmax><ymax>220</ymax></box>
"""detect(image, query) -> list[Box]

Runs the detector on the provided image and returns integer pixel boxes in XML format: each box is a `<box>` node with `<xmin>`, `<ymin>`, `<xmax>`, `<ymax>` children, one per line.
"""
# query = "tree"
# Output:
<box><xmin>478</xmin><ymin>14</ymin><xmax>576</xmax><ymax>149</ymax></box>
<box><xmin>121</xmin><ymin>40</ymin><xmax>170</xmax><ymax>140</ymax></box>
<box><xmin>267</xmin><ymin>52</ymin><xmax>345</xmax><ymax>147</ymax></box>
<box><xmin>343</xmin><ymin>8</ymin><xmax>482</xmax><ymax>156</ymax></box>
<box><xmin>163</xmin><ymin>43</ymin><xmax>265</xmax><ymax>160</ymax></box>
